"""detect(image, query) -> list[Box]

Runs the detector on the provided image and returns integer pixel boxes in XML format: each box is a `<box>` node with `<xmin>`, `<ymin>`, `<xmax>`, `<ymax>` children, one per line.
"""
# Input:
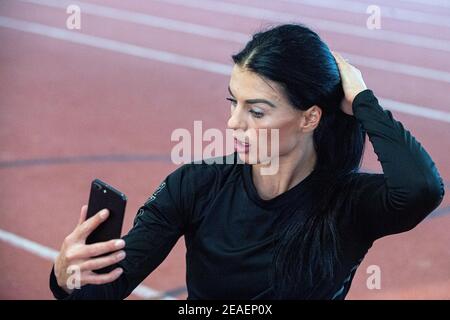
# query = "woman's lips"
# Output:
<box><xmin>234</xmin><ymin>138</ymin><xmax>250</xmax><ymax>153</ymax></box>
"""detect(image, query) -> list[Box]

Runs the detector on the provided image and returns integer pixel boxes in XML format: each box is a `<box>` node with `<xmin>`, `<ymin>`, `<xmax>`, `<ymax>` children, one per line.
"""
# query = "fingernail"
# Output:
<box><xmin>116</xmin><ymin>251</ymin><xmax>126</xmax><ymax>260</ymax></box>
<box><xmin>100</xmin><ymin>209</ymin><xmax>109</xmax><ymax>219</ymax></box>
<box><xmin>115</xmin><ymin>239</ymin><xmax>125</xmax><ymax>248</ymax></box>
<box><xmin>117</xmin><ymin>268</ymin><xmax>123</xmax><ymax>274</ymax></box>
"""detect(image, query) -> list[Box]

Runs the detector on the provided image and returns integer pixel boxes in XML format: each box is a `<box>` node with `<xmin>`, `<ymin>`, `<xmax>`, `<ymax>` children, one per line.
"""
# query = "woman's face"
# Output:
<box><xmin>227</xmin><ymin>64</ymin><xmax>320</xmax><ymax>165</ymax></box>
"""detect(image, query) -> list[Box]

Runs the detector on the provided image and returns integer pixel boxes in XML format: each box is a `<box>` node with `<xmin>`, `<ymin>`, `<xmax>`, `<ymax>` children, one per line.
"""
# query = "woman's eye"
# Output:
<box><xmin>226</xmin><ymin>98</ymin><xmax>264</xmax><ymax>118</ymax></box>
<box><xmin>250</xmin><ymin>110</ymin><xmax>264</xmax><ymax>118</ymax></box>
<box><xmin>226</xmin><ymin>97</ymin><xmax>237</xmax><ymax>107</ymax></box>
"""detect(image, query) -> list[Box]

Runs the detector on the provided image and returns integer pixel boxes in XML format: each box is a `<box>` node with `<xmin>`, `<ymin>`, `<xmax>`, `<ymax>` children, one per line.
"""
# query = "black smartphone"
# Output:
<box><xmin>85</xmin><ymin>178</ymin><xmax>127</xmax><ymax>246</ymax></box>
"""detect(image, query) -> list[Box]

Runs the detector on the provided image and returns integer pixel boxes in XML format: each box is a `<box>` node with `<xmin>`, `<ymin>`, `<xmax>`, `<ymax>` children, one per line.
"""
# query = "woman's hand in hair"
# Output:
<box><xmin>331</xmin><ymin>51</ymin><xmax>368</xmax><ymax>116</ymax></box>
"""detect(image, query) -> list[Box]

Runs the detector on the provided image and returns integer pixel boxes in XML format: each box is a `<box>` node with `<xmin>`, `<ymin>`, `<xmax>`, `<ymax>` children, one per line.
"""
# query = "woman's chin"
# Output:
<box><xmin>237</xmin><ymin>151</ymin><xmax>273</xmax><ymax>166</ymax></box>
<box><xmin>237</xmin><ymin>151</ymin><xmax>256</xmax><ymax>164</ymax></box>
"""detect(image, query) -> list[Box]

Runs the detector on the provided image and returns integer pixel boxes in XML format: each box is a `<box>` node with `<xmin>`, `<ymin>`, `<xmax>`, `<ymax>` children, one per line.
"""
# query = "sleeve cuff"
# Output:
<box><xmin>49</xmin><ymin>265</ymin><xmax>71</xmax><ymax>300</ymax></box>
<box><xmin>351</xmin><ymin>89</ymin><xmax>375</xmax><ymax>114</ymax></box>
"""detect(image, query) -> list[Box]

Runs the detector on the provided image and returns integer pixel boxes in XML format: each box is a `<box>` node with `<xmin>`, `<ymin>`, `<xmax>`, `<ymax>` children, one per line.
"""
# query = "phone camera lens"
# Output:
<box><xmin>94</xmin><ymin>183</ymin><xmax>102</xmax><ymax>190</ymax></box>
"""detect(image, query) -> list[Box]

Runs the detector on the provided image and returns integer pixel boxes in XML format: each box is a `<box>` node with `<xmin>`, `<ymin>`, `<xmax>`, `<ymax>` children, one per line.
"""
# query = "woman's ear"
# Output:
<box><xmin>300</xmin><ymin>105</ymin><xmax>322</xmax><ymax>133</ymax></box>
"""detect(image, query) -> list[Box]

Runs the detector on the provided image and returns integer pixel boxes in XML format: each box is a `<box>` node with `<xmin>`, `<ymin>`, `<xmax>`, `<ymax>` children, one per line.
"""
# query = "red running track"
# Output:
<box><xmin>0</xmin><ymin>0</ymin><xmax>449</xmax><ymax>299</ymax></box>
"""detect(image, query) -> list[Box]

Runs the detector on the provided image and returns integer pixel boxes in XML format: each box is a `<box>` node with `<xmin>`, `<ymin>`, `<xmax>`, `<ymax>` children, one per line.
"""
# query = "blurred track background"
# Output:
<box><xmin>0</xmin><ymin>0</ymin><xmax>449</xmax><ymax>299</ymax></box>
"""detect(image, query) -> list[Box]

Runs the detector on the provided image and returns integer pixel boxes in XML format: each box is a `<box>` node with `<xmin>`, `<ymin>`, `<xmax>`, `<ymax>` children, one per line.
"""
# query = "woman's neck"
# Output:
<box><xmin>251</xmin><ymin>138</ymin><xmax>317</xmax><ymax>200</ymax></box>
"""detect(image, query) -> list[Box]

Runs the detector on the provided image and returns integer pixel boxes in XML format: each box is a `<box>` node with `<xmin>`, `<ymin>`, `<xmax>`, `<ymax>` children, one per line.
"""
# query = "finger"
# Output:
<box><xmin>77</xmin><ymin>205</ymin><xmax>88</xmax><ymax>226</ymax></box>
<box><xmin>75</xmin><ymin>209</ymin><xmax>109</xmax><ymax>240</ymax></box>
<box><xmin>81</xmin><ymin>268</ymin><xmax>124</xmax><ymax>286</ymax></box>
<box><xmin>76</xmin><ymin>239</ymin><xmax>125</xmax><ymax>259</ymax></box>
<box><xmin>79</xmin><ymin>250</ymin><xmax>126</xmax><ymax>272</ymax></box>
<box><xmin>331</xmin><ymin>51</ymin><xmax>341</xmax><ymax>60</ymax></box>
<box><xmin>332</xmin><ymin>51</ymin><xmax>348</xmax><ymax>65</ymax></box>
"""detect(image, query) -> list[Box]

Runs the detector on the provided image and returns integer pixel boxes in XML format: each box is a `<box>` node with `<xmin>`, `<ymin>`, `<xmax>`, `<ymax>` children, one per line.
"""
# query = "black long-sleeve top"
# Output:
<box><xmin>49</xmin><ymin>89</ymin><xmax>445</xmax><ymax>299</ymax></box>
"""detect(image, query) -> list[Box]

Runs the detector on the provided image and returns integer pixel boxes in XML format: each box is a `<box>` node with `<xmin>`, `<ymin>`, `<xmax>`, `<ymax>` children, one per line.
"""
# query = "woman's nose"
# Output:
<box><xmin>227</xmin><ymin>107</ymin><xmax>246</xmax><ymax>130</ymax></box>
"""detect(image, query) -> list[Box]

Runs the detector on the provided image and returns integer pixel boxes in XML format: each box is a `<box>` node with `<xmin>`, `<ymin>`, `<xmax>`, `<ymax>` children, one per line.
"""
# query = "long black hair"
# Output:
<box><xmin>232</xmin><ymin>24</ymin><xmax>366</xmax><ymax>299</ymax></box>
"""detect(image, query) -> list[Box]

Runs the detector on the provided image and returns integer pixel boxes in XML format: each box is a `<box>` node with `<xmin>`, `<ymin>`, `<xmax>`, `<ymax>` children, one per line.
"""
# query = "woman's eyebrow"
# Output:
<box><xmin>228</xmin><ymin>85</ymin><xmax>235</xmax><ymax>97</ymax></box>
<box><xmin>227</xmin><ymin>85</ymin><xmax>277</xmax><ymax>108</ymax></box>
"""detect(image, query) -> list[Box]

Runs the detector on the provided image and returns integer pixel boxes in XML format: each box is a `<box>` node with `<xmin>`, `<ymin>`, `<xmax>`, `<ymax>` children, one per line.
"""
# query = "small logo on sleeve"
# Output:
<box><xmin>144</xmin><ymin>181</ymin><xmax>167</xmax><ymax>206</ymax></box>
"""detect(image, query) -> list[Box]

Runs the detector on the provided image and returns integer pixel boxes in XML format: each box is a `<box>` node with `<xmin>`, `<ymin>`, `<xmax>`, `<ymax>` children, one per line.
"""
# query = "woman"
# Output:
<box><xmin>50</xmin><ymin>24</ymin><xmax>445</xmax><ymax>299</ymax></box>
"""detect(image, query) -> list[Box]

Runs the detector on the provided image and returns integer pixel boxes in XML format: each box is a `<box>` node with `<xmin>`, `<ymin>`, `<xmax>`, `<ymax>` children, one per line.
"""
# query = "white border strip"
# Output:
<box><xmin>0</xmin><ymin>228</ymin><xmax>177</xmax><ymax>300</ymax></box>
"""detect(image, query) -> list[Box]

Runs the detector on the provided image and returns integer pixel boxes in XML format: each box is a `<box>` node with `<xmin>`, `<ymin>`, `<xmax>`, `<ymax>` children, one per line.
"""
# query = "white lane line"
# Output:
<box><xmin>0</xmin><ymin>228</ymin><xmax>59</xmax><ymax>260</ymax></box>
<box><xmin>157</xmin><ymin>0</ymin><xmax>450</xmax><ymax>53</ymax></box>
<box><xmin>0</xmin><ymin>16</ymin><xmax>230</xmax><ymax>75</ymax></box>
<box><xmin>0</xmin><ymin>228</ymin><xmax>176</xmax><ymax>300</ymax></box>
<box><xmin>340</xmin><ymin>53</ymin><xmax>450</xmax><ymax>84</ymax></box>
<box><xmin>19</xmin><ymin>0</ymin><xmax>249</xmax><ymax>43</ymax></box>
<box><xmin>400</xmin><ymin>0</ymin><xmax>450</xmax><ymax>9</ymax></box>
<box><xmin>1</xmin><ymin>16</ymin><xmax>449</xmax><ymax>124</ymax></box>
<box><xmin>16</xmin><ymin>0</ymin><xmax>450</xmax><ymax>84</ymax></box>
<box><xmin>279</xmin><ymin>0</ymin><xmax>450</xmax><ymax>28</ymax></box>
<box><xmin>379</xmin><ymin>98</ymin><xmax>450</xmax><ymax>123</ymax></box>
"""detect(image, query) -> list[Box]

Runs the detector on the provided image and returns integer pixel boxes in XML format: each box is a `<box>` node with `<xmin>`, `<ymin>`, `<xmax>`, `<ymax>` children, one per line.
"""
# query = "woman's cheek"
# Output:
<box><xmin>273</xmin><ymin>125</ymin><xmax>299</xmax><ymax>155</ymax></box>
<box><xmin>251</xmin><ymin>127</ymin><xmax>282</xmax><ymax>161</ymax></box>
